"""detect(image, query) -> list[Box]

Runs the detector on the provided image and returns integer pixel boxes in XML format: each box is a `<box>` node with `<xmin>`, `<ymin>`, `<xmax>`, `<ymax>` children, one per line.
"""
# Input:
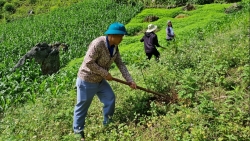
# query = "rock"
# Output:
<box><xmin>12</xmin><ymin>42</ymin><xmax>68</xmax><ymax>75</ymax></box>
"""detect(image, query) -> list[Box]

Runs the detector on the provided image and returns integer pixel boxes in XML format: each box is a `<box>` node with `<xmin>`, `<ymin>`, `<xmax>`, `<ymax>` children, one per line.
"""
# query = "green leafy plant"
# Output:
<box><xmin>0</xmin><ymin>1</ymin><xmax>249</xmax><ymax>140</ymax></box>
<box><xmin>3</xmin><ymin>2</ymin><xmax>15</xmax><ymax>12</ymax></box>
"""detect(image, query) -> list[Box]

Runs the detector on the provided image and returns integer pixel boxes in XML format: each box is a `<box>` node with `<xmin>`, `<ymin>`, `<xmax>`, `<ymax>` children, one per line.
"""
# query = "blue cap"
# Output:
<box><xmin>104</xmin><ymin>22</ymin><xmax>127</xmax><ymax>35</ymax></box>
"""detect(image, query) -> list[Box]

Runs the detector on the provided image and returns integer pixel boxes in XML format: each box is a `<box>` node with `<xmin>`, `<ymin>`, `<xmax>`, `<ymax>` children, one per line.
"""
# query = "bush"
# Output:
<box><xmin>3</xmin><ymin>3</ymin><xmax>15</xmax><ymax>13</ymax></box>
<box><xmin>29</xmin><ymin>0</ymin><xmax>36</xmax><ymax>4</ymax></box>
<box><xmin>126</xmin><ymin>24</ymin><xmax>143</xmax><ymax>36</ymax></box>
<box><xmin>196</xmin><ymin>0</ymin><xmax>214</xmax><ymax>4</ymax></box>
<box><xmin>0</xmin><ymin>0</ymin><xmax>6</xmax><ymax>8</ymax></box>
<box><xmin>12</xmin><ymin>0</ymin><xmax>21</xmax><ymax>7</ymax></box>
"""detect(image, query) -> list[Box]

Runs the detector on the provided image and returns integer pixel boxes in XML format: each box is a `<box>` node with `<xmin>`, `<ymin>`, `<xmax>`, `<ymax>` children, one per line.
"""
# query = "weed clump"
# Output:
<box><xmin>143</xmin><ymin>15</ymin><xmax>159</xmax><ymax>22</ymax></box>
<box><xmin>182</xmin><ymin>3</ymin><xmax>195</xmax><ymax>11</ymax></box>
<box><xmin>225</xmin><ymin>3</ymin><xmax>243</xmax><ymax>14</ymax></box>
<box><xmin>0</xmin><ymin>0</ymin><xmax>6</xmax><ymax>8</ymax></box>
<box><xmin>3</xmin><ymin>3</ymin><xmax>15</xmax><ymax>13</ymax></box>
<box><xmin>175</xmin><ymin>13</ymin><xmax>188</xmax><ymax>18</ymax></box>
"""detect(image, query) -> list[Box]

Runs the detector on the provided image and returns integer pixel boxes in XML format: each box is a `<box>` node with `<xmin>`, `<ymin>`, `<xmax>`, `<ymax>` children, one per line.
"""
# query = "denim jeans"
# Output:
<box><xmin>73</xmin><ymin>77</ymin><xmax>115</xmax><ymax>133</ymax></box>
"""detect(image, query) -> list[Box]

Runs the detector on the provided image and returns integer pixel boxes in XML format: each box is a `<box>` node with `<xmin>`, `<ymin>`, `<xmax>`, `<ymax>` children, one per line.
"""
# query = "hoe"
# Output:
<box><xmin>112</xmin><ymin>77</ymin><xmax>167</xmax><ymax>98</ymax></box>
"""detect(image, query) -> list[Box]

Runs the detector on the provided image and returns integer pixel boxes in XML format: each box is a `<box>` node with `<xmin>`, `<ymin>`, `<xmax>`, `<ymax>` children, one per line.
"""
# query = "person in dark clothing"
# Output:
<box><xmin>140</xmin><ymin>24</ymin><xmax>162</xmax><ymax>61</ymax></box>
<box><xmin>166</xmin><ymin>20</ymin><xmax>175</xmax><ymax>41</ymax></box>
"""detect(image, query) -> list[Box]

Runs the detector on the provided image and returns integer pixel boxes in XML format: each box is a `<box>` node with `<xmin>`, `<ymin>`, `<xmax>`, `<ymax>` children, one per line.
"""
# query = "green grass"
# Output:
<box><xmin>0</xmin><ymin>0</ymin><xmax>83</xmax><ymax>23</ymax></box>
<box><xmin>0</xmin><ymin>0</ymin><xmax>143</xmax><ymax>112</ymax></box>
<box><xmin>0</xmin><ymin>1</ymin><xmax>250</xmax><ymax>140</ymax></box>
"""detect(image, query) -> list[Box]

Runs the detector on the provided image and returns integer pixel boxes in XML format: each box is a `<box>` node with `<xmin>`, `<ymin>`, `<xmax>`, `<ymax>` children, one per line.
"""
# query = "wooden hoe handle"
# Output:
<box><xmin>112</xmin><ymin>77</ymin><xmax>167</xmax><ymax>97</ymax></box>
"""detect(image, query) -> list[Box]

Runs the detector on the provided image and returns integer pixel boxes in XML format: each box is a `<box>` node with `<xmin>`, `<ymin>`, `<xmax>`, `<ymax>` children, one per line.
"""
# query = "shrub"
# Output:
<box><xmin>3</xmin><ymin>3</ymin><xmax>15</xmax><ymax>13</ymax></box>
<box><xmin>196</xmin><ymin>0</ymin><xmax>214</xmax><ymax>4</ymax></box>
<box><xmin>29</xmin><ymin>0</ymin><xmax>36</xmax><ymax>4</ymax></box>
<box><xmin>126</xmin><ymin>25</ymin><xmax>143</xmax><ymax>36</ymax></box>
<box><xmin>143</xmin><ymin>15</ymin><xmax>159</xmax><ymax>22</ymax></box>
<box><xmin>12</xmin><ymin>0</ymin><xmax>21</xmax><ymax>7</ymax></box>
<box><xmin>0</xmin><ymin>0</ymin><xmax>6</xmax><ymax>8</ymax></box>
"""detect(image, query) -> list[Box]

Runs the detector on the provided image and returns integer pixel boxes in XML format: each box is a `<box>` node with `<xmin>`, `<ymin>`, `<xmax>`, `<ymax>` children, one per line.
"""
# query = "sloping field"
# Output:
<box><xmin>0</xmin><ymin>1</ymin><xmax>249</xmax><ymax>140</ymax></box>
<box><xmin>0</xmin><ymin>0</ymin><xmax>143</xmax><ymax>112</ymax></box>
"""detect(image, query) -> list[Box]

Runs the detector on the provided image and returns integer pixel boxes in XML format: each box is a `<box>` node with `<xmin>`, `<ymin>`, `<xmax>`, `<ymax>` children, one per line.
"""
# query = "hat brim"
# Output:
<box><xmin>146</xmin><ymin>26</ymin><xmax>157</xmax><ymax>33</ymax></box>
<box><xmin>105</xmin><ymin>29</ymin><xmax>127</xmax><ymax>35</ymax></box>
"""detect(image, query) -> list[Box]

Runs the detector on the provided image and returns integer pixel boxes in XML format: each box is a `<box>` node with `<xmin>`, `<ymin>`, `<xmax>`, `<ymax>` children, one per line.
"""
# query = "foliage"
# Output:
<box><xmin>0</xmin><ymin>0</ymin><xmax>244</xmax><ymax>24</ymax></box>
<box><xmin>0</xmin><ymin>0</ymin><xmax>84</xmax><ymax>23</ymax></box>
<box><xmin>3</xmin><ymin>2</ymin><xmax>15</xmax><ymax>13</ymax></box>
<box><xmin>0</xmin><ymin>0</ymin><xmax>249</xmax><ymax>141</ymax></box>
<box><xmin>0</xmin><ymin>0</ymin><xmax>143</xmax><ymax>112</ymax></box>
<box><xmin>0</xmin><ymin>0</ymin><xmax>6</xmax><ymax>7</ymax></box>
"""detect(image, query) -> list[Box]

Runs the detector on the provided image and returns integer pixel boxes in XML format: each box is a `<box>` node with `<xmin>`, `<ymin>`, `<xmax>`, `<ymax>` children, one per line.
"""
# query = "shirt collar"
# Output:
<box><xmin>106</xmin><ymin>36</ymin><xmax>116</xmax><ymax>57</ymax></box>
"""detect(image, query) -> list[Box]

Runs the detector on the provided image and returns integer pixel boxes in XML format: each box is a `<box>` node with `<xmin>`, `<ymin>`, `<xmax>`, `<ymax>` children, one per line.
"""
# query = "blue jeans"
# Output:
<box><xmin>73</xmin><ymin>77</ymin><xmax>115</xmax><ymax>133</ymax></box>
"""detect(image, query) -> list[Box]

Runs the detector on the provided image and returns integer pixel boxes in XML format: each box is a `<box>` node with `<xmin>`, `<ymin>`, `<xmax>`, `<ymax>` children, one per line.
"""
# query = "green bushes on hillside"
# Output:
<box><xmin>0</xmin><ymin>0</ymin><xmax>5</xmax><ymax>7</ymax></box>
<box><xmin>0</xmin><ymin>0</ymin><xmax>143</xmax><ymax>112</ymax></box>
<box><xmin>0</xmin><ymin>0</ymin><xmax>249</xmax><ymax>140</ymax></box>
<box><xmin>0</xmin><ymin>0</ymin><xmax>244</xmax><ymax>24</ymax></box>
<box><xmin>0</xmin><ymin>0</ymin><xmax>84</xmax><ymax>23</ymax></box>
<box><xmin>3</xmin><ymin>2</ymin><xmax>15</xmax><ymax>12</ymax></box>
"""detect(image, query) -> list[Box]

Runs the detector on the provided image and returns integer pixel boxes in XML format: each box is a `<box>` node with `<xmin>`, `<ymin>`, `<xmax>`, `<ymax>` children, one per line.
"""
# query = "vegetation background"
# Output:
<box><xmin>0</xmin><ymin>0</ymin><xmax>249</xmax><ymax>140</ymax></box>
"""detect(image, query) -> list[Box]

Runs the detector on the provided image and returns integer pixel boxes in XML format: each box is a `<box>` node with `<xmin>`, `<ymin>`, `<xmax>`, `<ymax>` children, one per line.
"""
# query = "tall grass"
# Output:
<box><xmin>0</xmin><ymin>1</ymin><xmax>249</xmax><ymax>141</ymax></box>
<box><xmin>0</xmin><ymin>0</ymin><xmax>143</xmax><ymax>112</ymax></box>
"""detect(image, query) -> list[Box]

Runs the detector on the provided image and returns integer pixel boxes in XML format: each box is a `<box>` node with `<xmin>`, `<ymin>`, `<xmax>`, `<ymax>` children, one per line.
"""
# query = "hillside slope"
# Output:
<box><xmin>0</xmin><ymin>1</ymin><xmax>249</xmax><ymax>141</ymax></box>
<box><xmin>0</xmin><ymin>0</ymin><xmax>84</xmax><ymax>23</ymax></box>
